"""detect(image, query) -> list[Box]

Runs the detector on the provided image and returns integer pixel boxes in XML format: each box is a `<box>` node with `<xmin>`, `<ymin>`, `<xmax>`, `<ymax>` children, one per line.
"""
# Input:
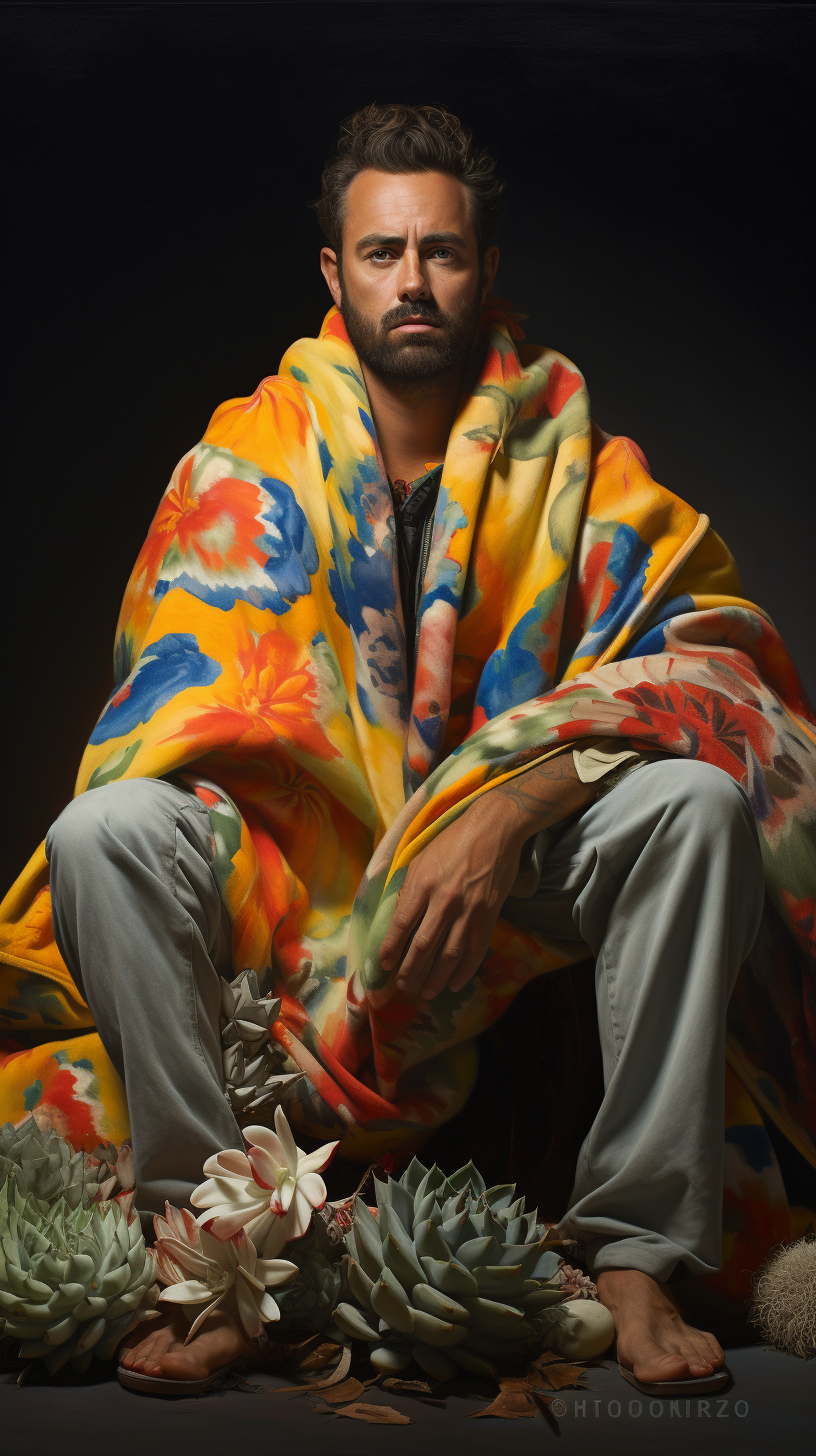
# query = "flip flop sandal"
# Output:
<box><xmin>117</xmin><ymin>1360</ymin><xmax>242</xmax><ymax>1397</ymax></box>
<box><xmin>618</xmin><ymin>1363</ymin><xmax>731</xmax><ymax>1397</ymax></box>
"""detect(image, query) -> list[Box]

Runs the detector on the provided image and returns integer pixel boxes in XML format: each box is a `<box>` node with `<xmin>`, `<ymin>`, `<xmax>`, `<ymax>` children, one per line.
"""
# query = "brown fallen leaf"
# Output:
<box><xmin>470</xmin><ymin>1378</ymin><xmax>540</xmax><ymax>1419</ymax></box>
<box><xmin>314</xmin><ymin>1377</ymin><xmax>368</xmax><ymax>1405</ymax></box>
<box><xmin>535</xmin><ymin>1363</ymin><xmax>590</xmax><ymax>1392</ymax></box>
<box><xmin>530</xmin><ymin>1390</ymin><xmax>562</xmax><ymax>1425</ymax></box>
<box><xmin>275</xmin><ymin>1344</ymin><xmax>352</xmax><ymax>1394</ymax></box>
<box><xmin>296</xmin><ymin>1341</ymin><xmax>342</xmax><ymax>1372</ymax></box>
<box><xmin>334</xmin><ymin>1402</ymin><xmax>412</xmax><ymax>1424</ymax></box>
<box><xmin>268</xmin><ymin>1331</ymin><xmax>323</xmax><ymax>1362</ymax></box>
<box><xmin>382</xmin><ymin>1378</ymin><xmax>436</xmax><ymax>1396</ymax></box>
<box><xmin>531</xmin><ymin>1350</ymin><xmax>565</xmax><ymax>1366</ymax></box>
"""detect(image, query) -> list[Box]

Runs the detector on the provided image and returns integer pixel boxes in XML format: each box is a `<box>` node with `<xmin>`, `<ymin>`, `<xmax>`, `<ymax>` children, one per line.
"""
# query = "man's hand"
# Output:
<box><xmin>378</xmin><ymin>750</ymin><xmax>596</xmax><ymax>1002</ymax></box>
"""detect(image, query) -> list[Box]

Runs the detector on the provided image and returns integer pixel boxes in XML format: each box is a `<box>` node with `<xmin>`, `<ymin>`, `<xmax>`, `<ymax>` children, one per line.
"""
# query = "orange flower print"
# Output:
<box><xmin>176</xmin><ymin>630</ymin><xmax>339</xmax><ymax>761</ymax></box>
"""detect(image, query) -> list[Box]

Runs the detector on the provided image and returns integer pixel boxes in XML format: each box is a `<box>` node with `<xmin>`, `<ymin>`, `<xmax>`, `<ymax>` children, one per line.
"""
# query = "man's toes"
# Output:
<box><xmin>121</xmin><ymin>1341</ymin><xmax>153</xmax><ymax>1370</ymax></box>
<box><xmin>632</xmin><ymin>1344</ymin><xmax>691</xmax><ymax>1384</ymax></box>
<box><xmin>159</xmin><ymin>1349</ymin><xmax>209</xmax><ymax>1382</ymax></box>
<box><xmin>684</xmin><ymin>1348</ymin><xmax>715</xmax><ymax>1374</ymax></box>
<box><xmin>683</xmin><ymin>1337</ymin><xmax>720</xmax><ymax>1373</ymax></box>
<box><xmin>699</xmin><ymin>1332</ymin><xmax>724</xmax><ymax>1368</ymax></box>
<box><xmin>121</xmin><ymin>1326</ymin><xmax>174</xmax><ymax>1372</ymax></box>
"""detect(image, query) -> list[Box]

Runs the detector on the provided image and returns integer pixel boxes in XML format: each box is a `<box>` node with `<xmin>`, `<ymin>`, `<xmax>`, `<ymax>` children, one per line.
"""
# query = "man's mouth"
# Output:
<box><xmin>390</xmin><ymin>317</ymin><xmax>441</xmax><ymax>333</ymax></box>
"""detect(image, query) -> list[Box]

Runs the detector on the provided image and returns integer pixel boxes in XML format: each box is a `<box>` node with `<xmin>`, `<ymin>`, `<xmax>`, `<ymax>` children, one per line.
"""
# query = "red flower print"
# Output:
<box><xmin>613</xmin><ymin>679</ymin><xmax>773</xmax><ymax>777</ymax></box>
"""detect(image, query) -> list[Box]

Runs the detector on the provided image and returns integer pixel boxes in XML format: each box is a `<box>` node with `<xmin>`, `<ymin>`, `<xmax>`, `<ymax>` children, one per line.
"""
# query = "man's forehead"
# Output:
<box><xmin>343</xmin><ymin>168</ymin><xmax>475</xmax><ymax>246</ymax></box>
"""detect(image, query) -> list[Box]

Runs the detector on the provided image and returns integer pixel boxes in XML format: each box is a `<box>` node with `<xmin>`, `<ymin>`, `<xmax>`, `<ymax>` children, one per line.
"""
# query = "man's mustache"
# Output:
<box><xmin>380</xmin><ymin>301</ymin><xmax>446</xmax><ymax>331</ymax></box>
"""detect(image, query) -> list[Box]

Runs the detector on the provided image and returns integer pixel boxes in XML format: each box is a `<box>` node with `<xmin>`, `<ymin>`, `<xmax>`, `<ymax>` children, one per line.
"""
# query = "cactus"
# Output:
<box><xmin>333</xmin><ymin>1157</ymin><xmax>570</xmax><ymax>1379</ymax></box>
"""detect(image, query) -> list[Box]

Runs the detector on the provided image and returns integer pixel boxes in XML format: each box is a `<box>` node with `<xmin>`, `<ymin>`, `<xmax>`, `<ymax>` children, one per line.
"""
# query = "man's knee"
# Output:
<box><xmin>46</xmin><ymin>778</ymin><xmax>180</xmax><ymax>865</ymax></box>
<box><xmin>644</xmin><ymin>757</ymin><xmax>761</xmax><ymax>865</ymax></box>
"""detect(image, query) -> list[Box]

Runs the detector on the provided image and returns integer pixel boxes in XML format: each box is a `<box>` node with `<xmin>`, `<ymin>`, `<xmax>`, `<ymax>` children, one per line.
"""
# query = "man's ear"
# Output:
<box><xmin>320</xmin><ymin>248</ymin><xmax>343</xmax><ymax>308</ymax></box>
<box><xmin>481</xmin><ymin>245</ymin><xmax>500</xmax><ymax>304</ymax></box>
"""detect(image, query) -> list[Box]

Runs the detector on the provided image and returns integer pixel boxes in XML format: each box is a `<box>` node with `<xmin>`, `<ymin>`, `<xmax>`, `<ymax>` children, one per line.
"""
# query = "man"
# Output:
<box><xmin>1</xmin><ymin>103</ymin><xmax>814</xmax><ymax>1394</ymax></box>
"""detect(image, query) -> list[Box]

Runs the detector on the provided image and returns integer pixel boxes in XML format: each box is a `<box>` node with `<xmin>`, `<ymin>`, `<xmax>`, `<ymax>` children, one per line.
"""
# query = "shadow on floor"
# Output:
<box><xmin>1</xmin><ymin>1341</ymin><xmax>813</xmax><ymax>1456</ymax></box>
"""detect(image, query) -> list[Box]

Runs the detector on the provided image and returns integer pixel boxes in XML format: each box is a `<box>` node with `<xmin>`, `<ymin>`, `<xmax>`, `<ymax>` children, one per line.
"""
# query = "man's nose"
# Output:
<box><xmin>396</xmin><ymin>248</ymin><xmax>430</xmax><ymax>300</ymax></box>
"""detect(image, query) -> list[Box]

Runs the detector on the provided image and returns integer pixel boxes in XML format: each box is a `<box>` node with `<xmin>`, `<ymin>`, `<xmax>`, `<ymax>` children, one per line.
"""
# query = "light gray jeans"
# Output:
<box><xmin>46</xmin><ymin>758</ymin><xmax>764</xmax><ymax>1281</ymax></box>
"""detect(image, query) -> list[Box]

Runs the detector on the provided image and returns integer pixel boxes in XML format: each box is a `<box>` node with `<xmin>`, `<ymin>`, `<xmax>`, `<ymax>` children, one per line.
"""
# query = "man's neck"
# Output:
<box><xmin>361</xmin><ymin>363</ymin><xmax>463</xmax><ymax>483</ymax></box>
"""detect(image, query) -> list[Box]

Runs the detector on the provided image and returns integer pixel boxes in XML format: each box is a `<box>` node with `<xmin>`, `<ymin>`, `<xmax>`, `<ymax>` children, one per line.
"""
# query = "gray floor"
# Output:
<box><xmin>2</xmin><ymin>1341</ymin><xmax>813</xmax><ymax>1456</ymax></box>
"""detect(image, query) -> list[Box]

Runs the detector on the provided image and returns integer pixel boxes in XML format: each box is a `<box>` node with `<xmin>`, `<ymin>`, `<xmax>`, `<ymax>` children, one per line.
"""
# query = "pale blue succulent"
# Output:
<box><xmin>333</xmin><ymin>1157</ymin><xmax>566</xmax><ymax>1379</ymax></box>
<box><xmin>0</xmin><ymin>1148</ymin><xmax>159</xmax><ymax>1373</ymax></box>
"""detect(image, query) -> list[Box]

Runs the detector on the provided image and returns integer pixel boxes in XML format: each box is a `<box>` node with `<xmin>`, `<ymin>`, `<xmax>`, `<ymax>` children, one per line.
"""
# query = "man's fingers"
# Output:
<box><xmin>447</xmin><ymin>944</ymin><xmax>490</xmax><ymax>996</ymax></box>
<box><xmin>423</xmin><ymin>928</ymin><xmax>490</xmax><ymax>1000</ymax></box>
<box><xmin>419</xmin><ymin>928</ymin><xmax>469</xmax><ymax>1001</ymax></box>
<box><xmin>394</xmin><ymin>908</ymin><xmax>453</xmax><ymax>994</ymax></box>
<box><xmin>379</xmin><ymin>881</ymin><xmax>426</xmax><ymax>970</ymax></box>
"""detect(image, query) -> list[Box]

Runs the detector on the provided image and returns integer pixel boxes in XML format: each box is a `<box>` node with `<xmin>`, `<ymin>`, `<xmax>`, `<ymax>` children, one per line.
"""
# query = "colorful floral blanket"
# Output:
<box><xmin>2</xmin><ymin>304</ymin><xmax>814</xmax><ymax>1299</ymax></box>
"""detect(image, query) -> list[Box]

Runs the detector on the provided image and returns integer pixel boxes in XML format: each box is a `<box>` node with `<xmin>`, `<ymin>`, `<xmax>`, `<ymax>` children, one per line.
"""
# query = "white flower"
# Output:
<box><xmin>153</xmin><ymin>1202</ymin><xmax>298</xmax><ymax>1342</ymax></box>
<box><xmin>189</xmin><ymin>1106</ymin><xmax>338</xmax><ymax>1256</ymax></box>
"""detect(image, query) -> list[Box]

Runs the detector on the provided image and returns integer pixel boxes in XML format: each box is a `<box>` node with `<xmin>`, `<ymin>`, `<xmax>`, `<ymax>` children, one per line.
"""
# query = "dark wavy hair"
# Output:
<box><xmin>315</xmin><ymin>102</ymin><xmax>505</xmax><ymax>256</ymax></box>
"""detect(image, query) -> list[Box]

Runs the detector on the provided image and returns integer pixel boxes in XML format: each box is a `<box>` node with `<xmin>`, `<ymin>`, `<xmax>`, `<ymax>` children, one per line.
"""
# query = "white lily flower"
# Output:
<box><xmin>189</xmin><ymin>1106</ymin><xmax>338</xmax><ymax>1256</ymax></box>
<box><xmin>153</xmin><ymin>1201</ymin><xmax>298</xmax><ymax>1342</ymax></box>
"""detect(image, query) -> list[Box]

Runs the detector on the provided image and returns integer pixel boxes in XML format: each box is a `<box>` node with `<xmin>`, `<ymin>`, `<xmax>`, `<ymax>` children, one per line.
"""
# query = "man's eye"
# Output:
<box><xmin>370</xmin><ymin>250</ymin><xmax>392</xmax><ymax>261</ymax></box>
<box><xmin>431</xmin><ymin>249</ymin><xmax>453</xmax><ymax>259</ymax></box>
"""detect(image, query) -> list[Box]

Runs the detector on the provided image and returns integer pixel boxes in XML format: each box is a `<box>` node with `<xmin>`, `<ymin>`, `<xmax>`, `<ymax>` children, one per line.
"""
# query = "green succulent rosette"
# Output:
<box><xmin>0</xmin><ymin>1138</ymin><xmax>158</xmax><ymax>1374</ymax></box>
<box><xmin>274</xmin><ymin>1215</ymin><xmax>345</xmax><ymax>1332</ymax></box>
<box><xmin>333</xmin><ymin>1157</ymin><xmax>567</xmax><ymax>1379</ymax></box>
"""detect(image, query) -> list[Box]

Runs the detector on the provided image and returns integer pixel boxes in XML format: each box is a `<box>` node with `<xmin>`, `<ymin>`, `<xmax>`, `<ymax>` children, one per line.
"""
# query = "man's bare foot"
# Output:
<box><xmin>596</xmin><ymin>1268</ymin><xmax>725</xmax><ymax>1385</ymax></box>
<box><xmin>118</xmin><ymin>1302</ymin><xmax>254</xmax><ymax>1382</ymax></box>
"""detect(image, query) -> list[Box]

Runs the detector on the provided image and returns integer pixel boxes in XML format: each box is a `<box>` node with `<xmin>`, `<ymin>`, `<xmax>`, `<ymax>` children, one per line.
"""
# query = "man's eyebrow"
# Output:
<box><xmin>355</xmin><ymin>234</ymin><xmax>405</xmax><ymax>252</ymax></box>
<box><xmin>354</xmin><ymin>231</ymin><xmax>467</xmax><ymax>252</ymax></box>
<box><xmin>420</xmin><ymin>232</ymin><xmax>466</xmax><ymax>247</ymax></box>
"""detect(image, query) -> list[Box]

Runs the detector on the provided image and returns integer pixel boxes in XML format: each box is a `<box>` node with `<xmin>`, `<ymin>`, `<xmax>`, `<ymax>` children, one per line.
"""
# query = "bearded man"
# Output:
<box><xmin>1</xmin><ymin>103</ymin><xmax>814</xmax><ymax>1397</ymax></box>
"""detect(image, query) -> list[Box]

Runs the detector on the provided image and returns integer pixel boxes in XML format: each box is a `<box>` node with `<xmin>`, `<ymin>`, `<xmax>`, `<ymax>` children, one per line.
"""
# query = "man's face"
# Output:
<box><xmin>320</xmin><ymin>169</ymin><xmax>498</xmax><ymax>384</ymax></box>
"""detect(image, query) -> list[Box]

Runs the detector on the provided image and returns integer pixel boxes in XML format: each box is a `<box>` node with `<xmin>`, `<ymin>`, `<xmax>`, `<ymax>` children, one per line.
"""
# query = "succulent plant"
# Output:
<box><xmin>83</xmin><ymin>1140</ymin><xmax>137</xmax><ymax>1220</ymax></box>
<box><xmin>220</xmin><ymin>970</ymin><xmax>304</xmax><ymax>1118</ymax></box>
<box><xmin>0</xmin><ymin>1177</ymin><xmax>159</xmax><ymax>1373</ymax></box>
<box><xmin>274</xmin><ymin>1213</ymin><xmax>345</xmax><ymax>1332</ymax></box>
<box><xmin>1</xmin><ymin>1118</ymin><xmax>93</xmax><ymax>1211</ymax></box>
<box><xmin>0</xmin><ymin>1118</ymin><xmax>136</xmax><ymax>1221</ymax></box>
<box><xmin>557</xmin><ymin>1264</ymin><xmax>598</xmax><ymax>1299</ymax></box>
<box><xmin>333</xmin><ymin>1157</ymin><xmax>571</xmax><ymax>1380</ymax></box>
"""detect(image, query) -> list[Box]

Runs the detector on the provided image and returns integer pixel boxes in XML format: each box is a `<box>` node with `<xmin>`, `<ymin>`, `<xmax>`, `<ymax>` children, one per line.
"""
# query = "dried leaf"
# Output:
<box><xmin>334</xmin><ymin>1402</ymin><xmax>412</xmax><ymax>1424</ymax></box>
<box><xmin>238</xmin><ymin>1374</ymin><xmax>284</xmax><ymax>1394</ymax></box>
<box><xmin>531</xmin><ymin>1350</ymin><xmax>565</xmax><ymax>1366</ymax></box>
<box><xmin>530</xmin><ymin>1390</ymin><xmax>562</xmax><ymax>1425</ymax></box>
<box><xmin>264</xmin><ymin>1332</ymin><xmax>322</xmax><ymax>1364</ymax></box>
<box><xmin>470</xmin><ymin>1378</ymin><xmax>540</xmax><ymax>1419</ymax></box>
<box><xmin>382</xmin><ymin>1378</ymin><xmax>436</xmax><ymax>1396</ymax></box>
<box><xmin>315</xmin><ymin>1377</ymin><xmax>367</xmax><ymax>1405</ymax></box>
<box><xmin>535</xmin><ymin>1363</ymin><xmax>589</xmax><ymax>1391</ymax></box>
<box><xmin>297</xmin><ymin>1341</ymin><xmax>342</xmax><ymax>1372</ymax></box>
<box><xmin>275</xmin><ymin>1344</ymin><xmax>352</xmax><ymax>1394</ymax></box>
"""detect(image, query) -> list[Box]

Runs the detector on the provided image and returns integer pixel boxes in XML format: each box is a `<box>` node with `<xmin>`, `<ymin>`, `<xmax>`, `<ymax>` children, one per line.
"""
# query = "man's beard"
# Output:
<box><xmin>339</xmin><ymin>284</ymin><xmax>482</xmax><ymax>386</ymax></box>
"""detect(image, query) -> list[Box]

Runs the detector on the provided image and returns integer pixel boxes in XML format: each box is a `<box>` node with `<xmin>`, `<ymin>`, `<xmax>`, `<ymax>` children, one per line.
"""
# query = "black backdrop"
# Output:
<box><xmin>3</xmin><ymin>0</ymin><xmax>814</xmax><ymax>894</ymax></box>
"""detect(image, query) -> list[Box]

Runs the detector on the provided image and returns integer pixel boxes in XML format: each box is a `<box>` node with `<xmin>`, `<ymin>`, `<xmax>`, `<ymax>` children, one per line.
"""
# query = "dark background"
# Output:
<box><xmin>3</xmin><ymin>0</ymin><xmax>814</xmax><ymax>893</ymax></box>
